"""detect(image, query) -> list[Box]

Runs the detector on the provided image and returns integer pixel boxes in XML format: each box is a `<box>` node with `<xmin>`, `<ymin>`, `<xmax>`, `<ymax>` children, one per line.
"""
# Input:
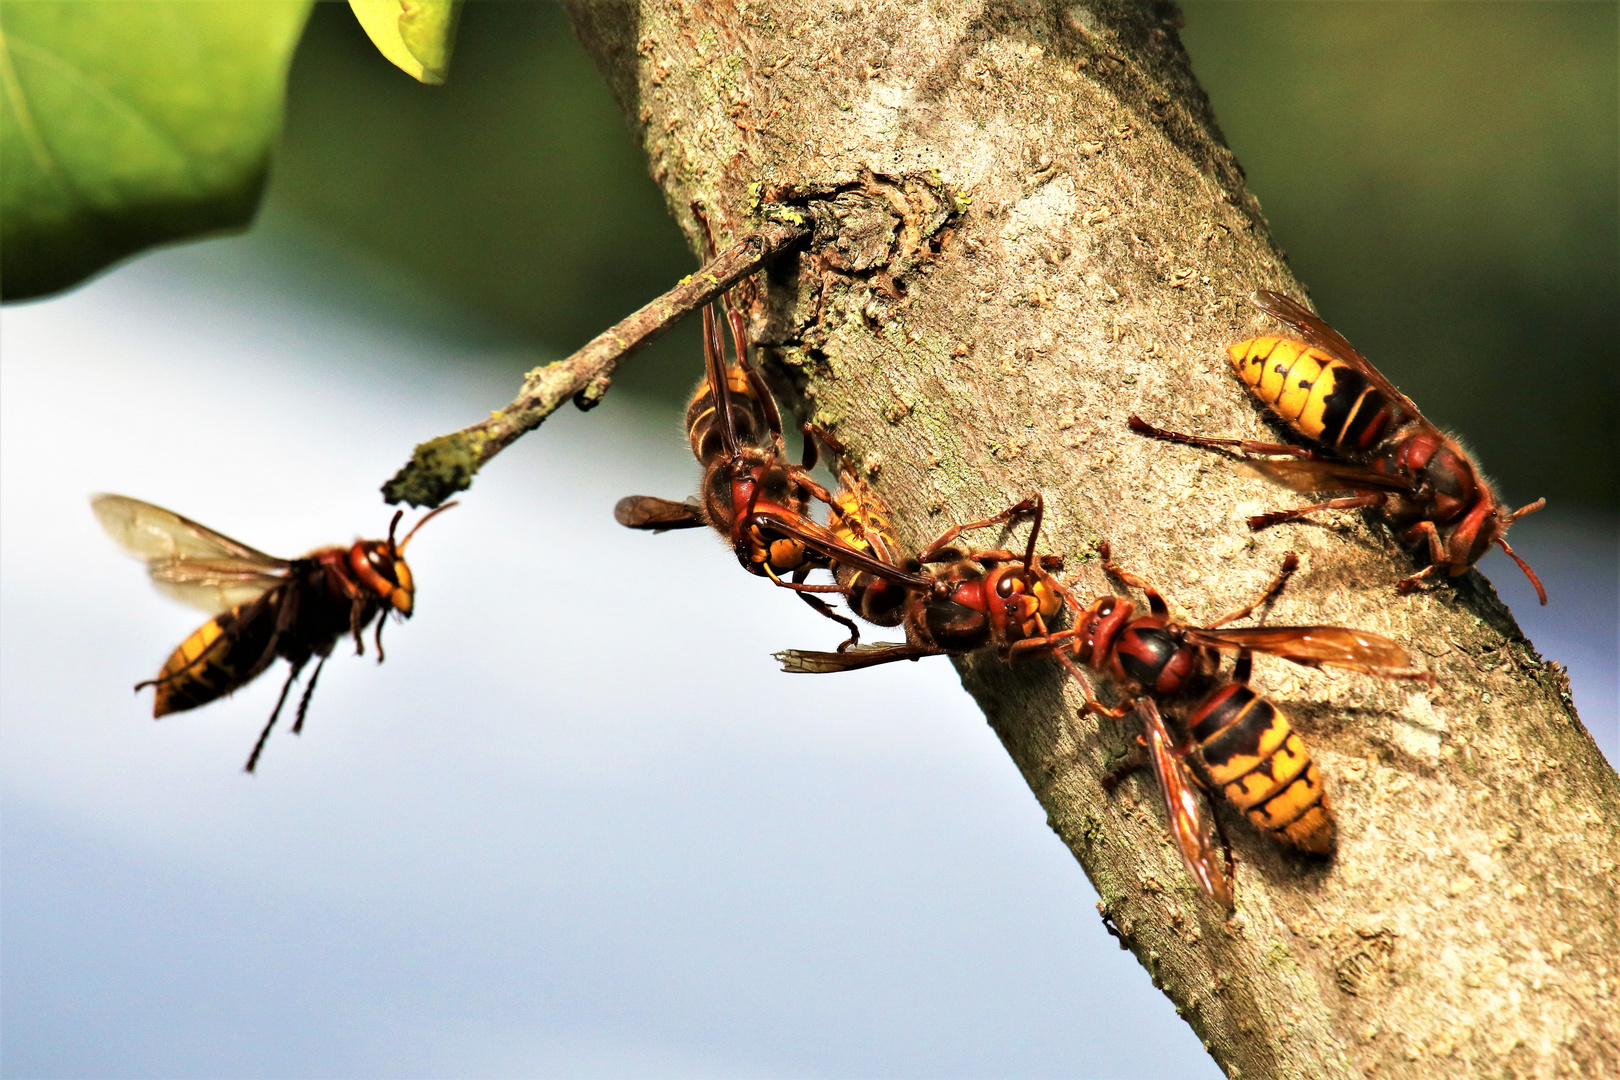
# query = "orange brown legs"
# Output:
<box><xmin>1206</xmin><ymin>552</ymin><xmax>1300</xmax><ymax>628</ymax></box>
<box><xmin>1050</xmin><ymin>646</ymin><xmax>1135</xmax><ymax>718</ymax></box>
<box><xmin>1248</xmin><ymin>492</ymin><xmax>1386</xmax><ymax>531</ymax></box>
<box><xmin>1129</xmin><ymin>415</ymin><xmax>1321</xmax><ymax>459</ymax></box>
<box><xmin>919</xmin><ymin>497</ymin><xmax>1039</xmax><ymax>563</ymax></box>
<box><xmin>1095</xmin><ymin>540</ymin><xmax>1169</xmax><ymax>617</ymax></box>
<box><xmin>782</xmin><ymin>566</ymin><xmax>863</xmax><ymax>651</ymax></box>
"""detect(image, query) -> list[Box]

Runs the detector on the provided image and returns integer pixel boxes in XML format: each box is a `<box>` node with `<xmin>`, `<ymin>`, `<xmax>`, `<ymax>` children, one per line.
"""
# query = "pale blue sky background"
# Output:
<box><xmin>1</xmin><ymin>216</ymin><xmax>1613</xmax><ymax>1079</ymax></box>
<box><xmin>3</xmin><ymin>220</ymin><xmax>1218</xmax><ymax>1079</ymax></box>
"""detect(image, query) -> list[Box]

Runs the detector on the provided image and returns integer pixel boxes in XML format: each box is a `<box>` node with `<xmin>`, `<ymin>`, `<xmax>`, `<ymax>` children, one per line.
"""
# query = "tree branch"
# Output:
<box><xmin>562</xmin><ymin>1</ymin><xmax>1620</xmax><ymax>1076</ymax></box>
<box><xmin>381</xmin><ymin>219</ymin><xmax>808</xmax><ymax>507</ymax></box>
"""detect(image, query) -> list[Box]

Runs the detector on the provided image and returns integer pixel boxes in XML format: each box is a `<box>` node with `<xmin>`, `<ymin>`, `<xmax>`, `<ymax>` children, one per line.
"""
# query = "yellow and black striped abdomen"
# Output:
<box><xmin>1227</xmin><ymin>336</ymin><xmax>1390</xmax><ymax>452</ymax></box>
<box><xmin>1189</xmin><ymin>683</ymin><xmax>1335</xmax><ymax>854</ymax></box>
<box><xmin>151</xmin><ymin>602</ymin><xmax>278</xmax><ymax>717</ymax></box>
<box><xmin>685</xmin><ymin>367</ymin><xmax>766</xmax><ymax>463</ymax></box>
<box><xmin>830</xmin><ymin>486</ymin><xmax>898</xmax><ymax>556</ymax></box>
<box><xmin>831</xmin><ymin>484</ymin><xmax>908</xmax><ymax>626</ymax></box>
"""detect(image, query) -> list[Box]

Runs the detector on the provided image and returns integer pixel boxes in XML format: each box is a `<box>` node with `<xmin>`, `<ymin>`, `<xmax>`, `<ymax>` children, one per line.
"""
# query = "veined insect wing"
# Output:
<box><xmin>1138</xmin><ymin>698</ymin><xmax>1233</xmax><ymax>908</ymax></box>
<box><xmin>614</xmin><ymin>495</ymin><xmax>706</xmax><ymax>531</ymax></box>
<box><xmin>92</xmin><ymin>494</ymin><xmax>286</xmax><ymax>568</ymax></box>
<box><xmin>748</xmin><ymin>508</ymin><xmax>935</xmax><ymax>590</ymax></box>
<box><xmin>1236</xmin><ymin>458</ymin><xmax>1415</xmax><ymax>497</ymax></box>
<box><xmin>775</xmin><ymin>642</ymin><xmax>933</xmax><ymax>673</ymax></box>
<box><xmin>1249</xmin><ymin>290</ymin><xmax>1432</xmax><ymax>436</ymax></box>
<box><xmin>1181</xmin><ymin>625</ymin><xmax>1433</xmax><ymax>683</ymax></box>
<box><xmin>92</xmin><ymin>495</ymin><xmax>289</xmax><ymax>614</ymax></box>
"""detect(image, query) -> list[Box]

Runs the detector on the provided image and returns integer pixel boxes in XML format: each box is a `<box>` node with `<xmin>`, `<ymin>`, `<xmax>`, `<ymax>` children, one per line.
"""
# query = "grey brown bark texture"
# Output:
<box><xmin>561</xmin><ymin>2</ymin><xmax>1618</xmax><ymax>1076</ymax></box>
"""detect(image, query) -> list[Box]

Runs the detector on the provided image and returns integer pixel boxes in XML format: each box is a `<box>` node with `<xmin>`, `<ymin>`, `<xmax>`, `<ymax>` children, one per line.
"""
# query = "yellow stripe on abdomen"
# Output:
<box><xmin>1193</xmin><ymin>685</ymin><xmax>1336</xmax><ymax>854</ymax></box>
<box><xmin>1228</xmin><ymin>337</ymin><xmax>1386</xmax><ymax>453</ymax></box>
<box><xmin>151</xmin><ymin>604</ymin><xmax>274</xmax><ymax>717</ymax></box>
<box><xmin>153</xmin><ymin>616</ymin><xmax>235</xmax><ymax>716</ymax></box>
<box><xmin>1269</xmin><ymin>351</ymin><xmax>1332</xmax><ymax>429</ymax></box>
<box><xmin>1246</xmin><ymin>760</ymin><xmax>1334</xmax><ymax>854</ymax></box>
<box><xmin>1229</xmin><ymin>336</ymin><xmax>1306</xmax><ymax>405</ymax></box>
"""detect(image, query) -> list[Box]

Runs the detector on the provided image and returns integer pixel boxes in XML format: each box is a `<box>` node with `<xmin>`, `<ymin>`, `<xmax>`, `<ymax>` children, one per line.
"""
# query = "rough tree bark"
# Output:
<box><xmin>556</xmin><ymin>2</ymin><xmax>1618</xmax><ymax>1076</ymax></box>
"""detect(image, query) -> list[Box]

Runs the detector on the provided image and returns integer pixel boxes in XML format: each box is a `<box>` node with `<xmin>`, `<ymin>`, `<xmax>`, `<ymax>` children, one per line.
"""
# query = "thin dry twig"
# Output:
<box><xmin>381</xmin><ymin>220</ymin><xmax>810</xmax><ymax>508</ymax></box>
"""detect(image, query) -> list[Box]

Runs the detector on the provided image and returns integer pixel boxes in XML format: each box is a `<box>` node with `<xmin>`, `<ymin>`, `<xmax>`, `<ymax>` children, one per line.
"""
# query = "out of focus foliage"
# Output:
<box><xmin>348</xmin><ymin>0</ymin><xmax>461</xmax><ymax>85</ymax></box>
<box><xmin>0</xmin><ymin>0</ymin><xmax>310</xmax><ymax>300</ymax></box>
<box><xmin>0</xmin><ymin>0</ymin><xmax>456</xmax><ymax>300</ymax></box>
<box><xmin>271</xmin><ymin>2</ymin><xmax>699</xmax><ymax>401</ymax></box>
<box><xmin>1181</xmin><ymin>3</ymin><xmax>1617</xmax><ymax>507</ymax></box>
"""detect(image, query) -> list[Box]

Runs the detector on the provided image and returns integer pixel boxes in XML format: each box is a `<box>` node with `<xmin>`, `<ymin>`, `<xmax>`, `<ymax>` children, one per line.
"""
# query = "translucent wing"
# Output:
<box><xmin>614</xmin><ymin>495</ymin><xmax>706</xmax><ymax>532</ymax></box>
<box><xmin>1138</xmin><ymin>698</ymin><xmax>1233</xmax><ymax>909</ymax></box>
<box><xmin>702</xmin><ymin>303</ymin><xmax>741</xmax><ymax>461</ymax></box>
<box><xmin>1249</xmin><ymin>290</ymin><xmax>1435</xmax><ymax>436</ymax></box>
<box><xmin>775</xmin><ymin>642</ymin><xmax>935</xmax><ymax>673</ymax></box>
<box><xmin>1238</xmin><ymin>458</ymin><xmax>1417</xmax><ymax>496</ymax></box>
<box><xmin>749</xmin><ymin>510</ymin><xmax>935</xmax><ymax>591</ymax></box>
<box><xmin>93</xmin><ymin>495</ymin><xmax>285</xmax><ymax>565</ymax></box>
<box><xmin>1182</xmin><ymin>626</ymin><xmax>1432</xmax><ymax>682</ymax></box>
<box><xmin>93</xmin><ymin>495</ymin><xmax>288</xmax><ymax>614</ymax></box>
<box><xmin>148</xmin><ymin>560</ymin><xmax>289</xmax><ymax>614</ymax></box>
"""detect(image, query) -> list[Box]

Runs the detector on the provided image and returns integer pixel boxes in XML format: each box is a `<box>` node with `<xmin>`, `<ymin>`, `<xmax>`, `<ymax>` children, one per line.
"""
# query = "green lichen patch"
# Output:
<box><xmin>1264</xmin><ymin>942</ymin><xmax>1299</xmax><ymax>973</ymax></box>
<box><xmin>381</xmin><ymin>428</ymin><xmax>491</xmax><ymax>508</ymax></box>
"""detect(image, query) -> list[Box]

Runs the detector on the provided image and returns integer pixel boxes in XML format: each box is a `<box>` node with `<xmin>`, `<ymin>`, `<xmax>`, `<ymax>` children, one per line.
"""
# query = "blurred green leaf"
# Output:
<box><xmin>273</xmin><ymin>3</ymin><xmax>700</xmax><ymax>402</ymax></box>
<box><xmin>0</xmin><ymin>0</ymin><xmax>311</xmax><ymax>301</ymax></box>
<box><xmin>348</xmin><ymin>0</ymin><xmax>459</xmax><ymax>85</ymax></box>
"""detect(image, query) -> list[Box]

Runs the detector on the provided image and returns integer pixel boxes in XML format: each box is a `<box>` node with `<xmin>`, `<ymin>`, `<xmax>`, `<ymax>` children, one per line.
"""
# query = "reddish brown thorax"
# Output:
<box><xmin>906</xmin><ymin>564</ymin><xmax>990</xmax><ymax>653</ymax></box>
<box><xmin>1375</xmin><ymin>428</ymin><xmax>1523</xmax><ymax>579</ymax></box>
<box><xmin>1381</xmin><ymin>430</ymin><xmax>1480</xmax><ymax>525</ymax></box>
<box><xmin>904</xmin><ymin>556</ymin><xmax>1067</xmax><ymax>658</ymax></box>
<box><xmin>1075</xmin><ymin>596</ymin><xmax>1207</xmax><ymax>697</ymax></box>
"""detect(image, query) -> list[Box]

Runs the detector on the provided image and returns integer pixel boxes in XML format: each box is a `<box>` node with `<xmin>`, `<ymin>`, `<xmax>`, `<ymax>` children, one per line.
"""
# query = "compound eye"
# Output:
<box><xmin>995</xmin><ymin>574</ymin><xmax>1025</xmax><ymax>598</ymax></box>
<box><xmin>366</xmin><ymin>548</ymin><xmax>399</xmax><ymax>585</ymax></box>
